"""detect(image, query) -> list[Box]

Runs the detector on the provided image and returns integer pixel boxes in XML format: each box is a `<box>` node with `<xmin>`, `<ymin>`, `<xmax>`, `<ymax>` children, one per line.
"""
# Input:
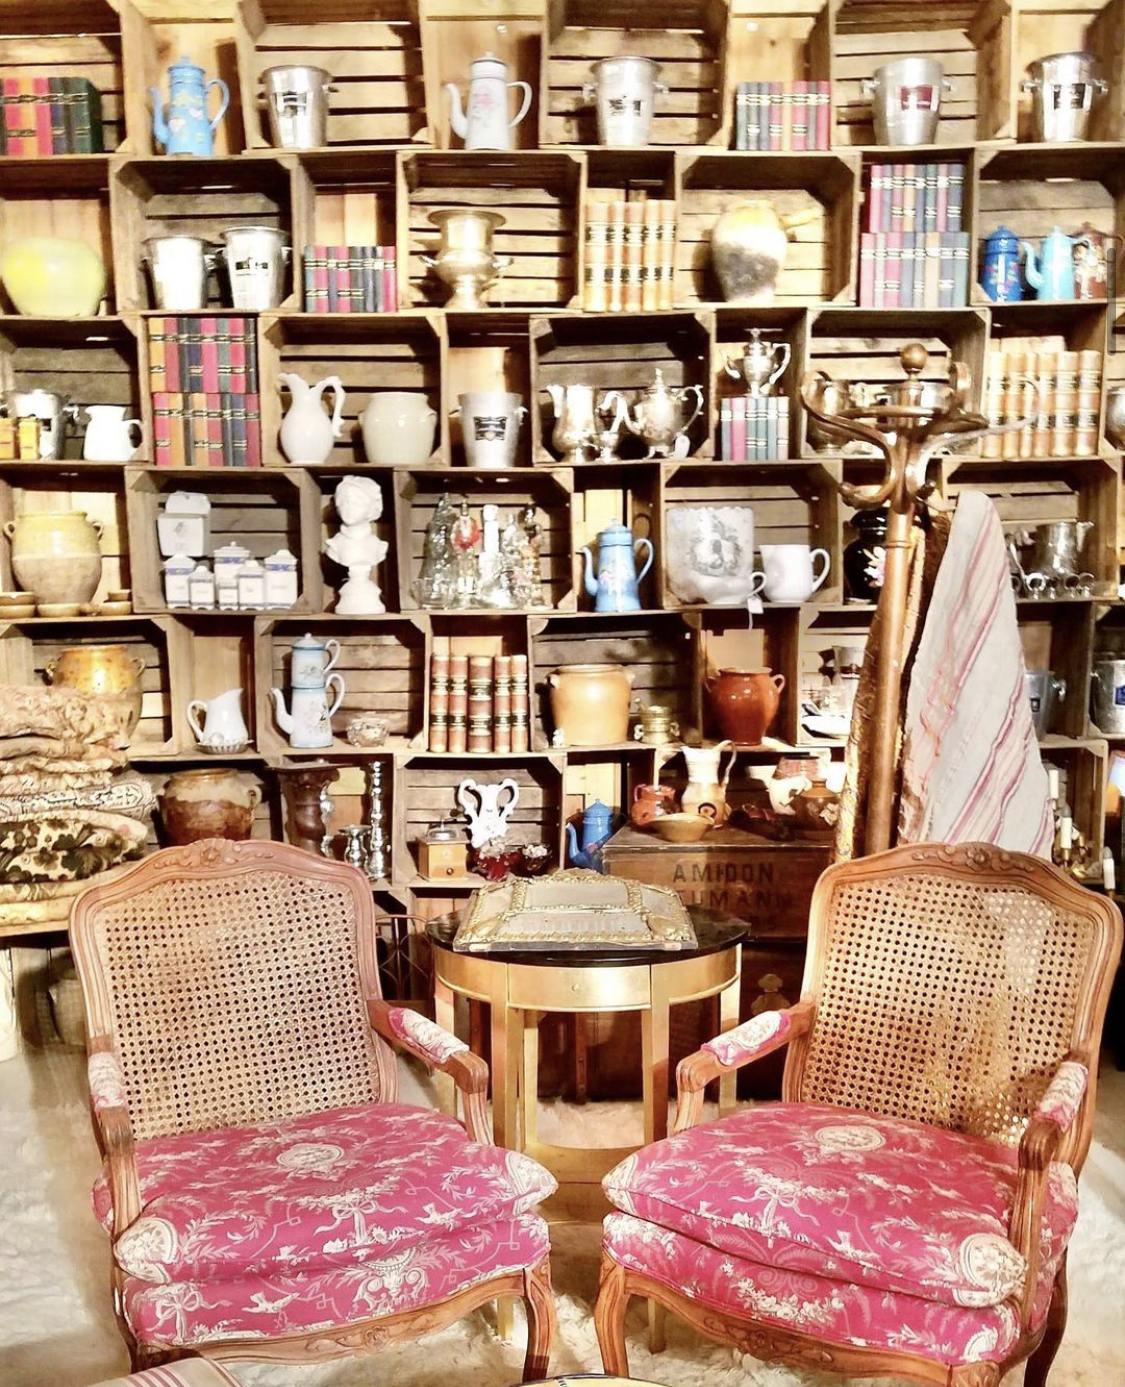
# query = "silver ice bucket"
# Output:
<box><xmin>221</xmin><ymin>225</ymin><xmax>290</xmax><ymax>310</ymax></box>
<box><xmin>1023</xmin><ymin>51</ymin><xmax>1106</xmax><ymax>143</ymax></box>
<box><xmin>142</xmin><ymin>234</ymin><xmax>215</xmax><ymax>311</ymax></box>
<box><xmin>1092</xmin><ymin>657</ymin><xmax>1125</xmax><ymax>733</ymax></box>
<box><xmin>261</xmin><ymin>64</ymin><xmax>333</xmax><ymax>149</ymax></box>
<box><xmin>1025</xmin><ymin>669</ymin><xmax>1066</xmax><ymax>740</ymax></box>
<box><xmin>584</xmin><ymin>55</ymin><xmax>666</xmax><ymax>147</ymax></box>
<box><xmin>865</xmin><ymin>58</ymin><xmax>951</xmax><ymax>146</ymax></box>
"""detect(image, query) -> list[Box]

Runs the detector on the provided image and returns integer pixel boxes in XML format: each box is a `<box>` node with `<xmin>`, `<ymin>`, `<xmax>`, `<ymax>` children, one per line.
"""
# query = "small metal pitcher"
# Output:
<box><xmin>6</xmin><ymin>389</ymin><xmax>79</xmax><ymax>460</ymax></box>
<box><xmin>1026</xmin><ymin>520</ymin><xmax>1093</xmax><ymax>579</ymax></box>
<box><xmin>260</xmin><ymin>65</ymin><xmax>333</xmax><ymax>149</ymax></box>
<box><xmin>220</xmin><ymin>225</ymin><xmax>290</xmax><ymax>309</ymax></box>
<box><xmin>143</xmin><ymin>235</ymin><xmax>216</xmax><ymax>310</ymax></box>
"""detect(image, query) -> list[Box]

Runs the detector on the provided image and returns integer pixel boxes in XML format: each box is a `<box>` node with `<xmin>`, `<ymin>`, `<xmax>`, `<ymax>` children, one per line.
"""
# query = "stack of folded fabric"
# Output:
<box><xmin>0</xmin><ymin>685</ymin><xmax>156</xmax><ymax>931</ymax></box>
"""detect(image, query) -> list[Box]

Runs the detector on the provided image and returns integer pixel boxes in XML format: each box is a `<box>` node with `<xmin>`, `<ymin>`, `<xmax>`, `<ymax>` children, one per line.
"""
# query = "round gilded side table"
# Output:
<box><xmin>428</xmin><ymin>908</ymin><xmax>747</xmax><ymax>1222</ymax></box>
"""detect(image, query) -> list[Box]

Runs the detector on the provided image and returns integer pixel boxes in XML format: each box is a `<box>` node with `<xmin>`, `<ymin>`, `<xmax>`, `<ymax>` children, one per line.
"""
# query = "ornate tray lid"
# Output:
<box><xmin>453</xmin><ymin>868</ymin><xmax>696</xmax><ymax>953</ymax></box>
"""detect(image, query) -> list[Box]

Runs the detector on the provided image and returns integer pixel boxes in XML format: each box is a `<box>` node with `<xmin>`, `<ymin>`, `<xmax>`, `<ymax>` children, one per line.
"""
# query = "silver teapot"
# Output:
<box><xmin>723</xmin><ymin>328</ymin><xmax>791</xmax><ymax>396</ymax></box>
<box><xmin>618</xmin><ymin>368</ymin><xmax>703</xmax><ymax>458</ymax></box>
<box><xmin>545</xmin><ymin>382</ymin><xmax>598</xmax><ymax>463</ymax></box>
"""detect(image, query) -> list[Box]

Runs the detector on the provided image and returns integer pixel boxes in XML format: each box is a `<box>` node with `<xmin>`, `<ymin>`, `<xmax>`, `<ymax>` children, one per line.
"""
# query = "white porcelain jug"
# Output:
<box><xmin>278</xmin><ymin>372</ymin><xmax>344</xmax><ymax>464</ymax></box>
<box><xmin>446</xmin><ymin>53</ymin><xmax>532</xmax><ymax>151</ymax></box>
<box><xmin>82</xmin><ymin>405</ymin><xmax>142</xmax><ymax>462</ymax></box>
<box><xmin>186</xmin><ymin>687</ymin><xmax>250</xmax><ymax>749</ymax></box>
<box><xmin>681</xmin><ymin>741</ymin><xmax>737</xmax><ymax>823</ymax></box>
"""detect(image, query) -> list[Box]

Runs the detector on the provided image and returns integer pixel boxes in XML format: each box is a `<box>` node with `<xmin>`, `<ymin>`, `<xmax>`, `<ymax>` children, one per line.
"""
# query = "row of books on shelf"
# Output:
<box><xmin>302</xmin><ymin>245</ymin><xmax>399</xmax><ymax>313</ymax></box>
<box><xmin>152</xmin><ymin>393</ymin><xmax>263</xmax><ymax>468</ymax></box>
<box><xmin>582</xmin><ymin>197</ymin><xmax>676</xmax><ymax>312</ymax></box>
<box><xmin>718</xmin><ymin>396</ymin><xmax>791</xmax><ymax>461</ymax></box>
<box><xmin>146</xmin><ymin>318</ymin><xmax>259</xmax><ymax>396</ymax></box>
<box><xmin>734</xmin><ymin>82</ymin><xmax>831</xmax><ymax>151</ymax></box>
<box><xmin>982</xmin><ymin>349</ymin><xmax>1103</xmax><ymax>459</ymax></box>
<box><xmin>429</xmin><ymin>652</ymin><xmax>530</xmax><ymax>755</ymax></box>
<box><xmin>865</xmin><ymin>163</ymin><xmax>966</xmax><ymax>234</ymax></box>
<box><xmin>859</xmin><ymin>232</ymin><xmax>971</xmax><ymax>309</ymax></box>
<box><xmin>0</xmin><ymin>76</ymin><xmax>103</xmax><ymax>154</ymax></box>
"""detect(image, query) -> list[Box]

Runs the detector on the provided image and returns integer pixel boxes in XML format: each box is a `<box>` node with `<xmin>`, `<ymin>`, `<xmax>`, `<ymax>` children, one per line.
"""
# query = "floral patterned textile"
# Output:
<box><xmin>0</xmin><ymin>768</ymin><xmax>156</xmax><ymax>820</ymax></box>
<box><xmin>0</xmin><ymin>735</ymin><xmax>127</xmax><ymax>763</ymax></box>
<box><xmin>93</xmin><ymin>1101</ymin><xmax>556</xmax><ymax>1285</ymax></box>
<box><xmin>384</xmin><ymin>1006</ymin><xmax>468</xmax><ymax>1064</ymax></box>
<box><xmin>1034</xmin><ymin>1061</ymin><xmax>1088</xmax><ymax>1130</ymax></box>
<box><xmin>703</xmin><ymin>1009</ymin><xmax>792</xmax><ymax>1067</ymax></box>
<box><xmin>89</xmin><ymin>1052</ymin><xmax>129</xmax><ymax>1114</ymax></box>
<box><xmin>121</xmin><ymin>1212</ymin><xmax>549</xmax><ymax>1349</ymax></box>
<box><xmin>0</xmin><ymin>684</ymin><xmax>134</xmax><ymax>748</ymax></box>
<box><xmin>0</xmin><ymin>811</ymin><xmax>147</xmax><ymax>884</ymax></box>
<box><xmin>0</xmin><ymin>765</ymin><xmax>113</xmax><ymax>795</ymax></box>
<box><xmin>603</xmin><ymin>1103</ymin><xmax>1077</xmax><ymax>1309</ymax></box>
<box><xmin>602</xmin><ymin>1211</ymin><xmax>1058</xmax><ymax>1366</ymax></box>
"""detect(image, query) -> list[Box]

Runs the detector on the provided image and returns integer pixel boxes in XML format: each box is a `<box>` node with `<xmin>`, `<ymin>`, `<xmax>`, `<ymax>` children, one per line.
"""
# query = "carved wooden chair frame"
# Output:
<box><xmin>595</xmin><ymin>842</ymin><xmax>1123</xmax><ymax>1387</ymax></box>
<box><xmin>72</xmin><ymin>838</ymin><xmax>556</xmax><ymax>1378</ymax></box>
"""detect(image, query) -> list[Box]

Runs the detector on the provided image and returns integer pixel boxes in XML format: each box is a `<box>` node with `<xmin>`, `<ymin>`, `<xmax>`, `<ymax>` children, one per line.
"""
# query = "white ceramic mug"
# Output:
<box><xmin>750</xmin><ymin>544</ymin><xmax>830</xmax><ymax>603</ymax></box>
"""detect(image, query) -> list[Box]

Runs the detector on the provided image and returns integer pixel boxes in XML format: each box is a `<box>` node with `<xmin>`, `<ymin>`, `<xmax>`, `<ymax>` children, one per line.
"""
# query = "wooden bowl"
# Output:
<box><xmin>651</xmin><ymin>812</ymin><xmax>714</xmax><ymax>844</ymax></box>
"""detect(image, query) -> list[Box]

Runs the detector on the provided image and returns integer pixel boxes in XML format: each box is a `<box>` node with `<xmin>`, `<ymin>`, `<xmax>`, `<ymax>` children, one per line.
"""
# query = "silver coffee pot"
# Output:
<box><xmin>6</xmin><ymin>389</ymin><xmax>79</xmax><ymax>460</ymax></box>
<box><xmin>617</xmin><ymin>368</ymin><xmax>703</xmax><ymax>458</ymax></box>
<box><xmin>1026</xmin><ymin>520</ymin><xmax>1093</xmax><ymax>579</ymax></box>
<box><xmin>545</xmin><ymin>382</ymin><xmax>603</xmax><ymax>463</ymax></box>
<box><xmin>724</xmin><ymin>328</ymin><xmax>791</xmax><ymax>396</ymax></box>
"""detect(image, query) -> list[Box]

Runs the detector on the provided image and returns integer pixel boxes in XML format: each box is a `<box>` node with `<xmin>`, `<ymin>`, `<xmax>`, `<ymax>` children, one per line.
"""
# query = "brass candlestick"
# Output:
<box><xmin>801</xmin><ymin>344</ymin><xmax>1023</xmax><ymax>854</ymax></box>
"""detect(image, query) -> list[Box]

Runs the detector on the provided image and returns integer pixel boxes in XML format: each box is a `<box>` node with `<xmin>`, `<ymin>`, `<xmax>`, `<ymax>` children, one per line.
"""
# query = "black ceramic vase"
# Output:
<box><xmin>843</xmin><ymin>509</ymin><xmax>888</xmax><ymax>603</ymax></box>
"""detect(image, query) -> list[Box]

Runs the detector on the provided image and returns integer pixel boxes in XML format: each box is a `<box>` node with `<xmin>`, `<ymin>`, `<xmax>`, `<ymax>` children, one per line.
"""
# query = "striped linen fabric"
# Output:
<box><xmin>897</xmin><ymin>491</ymin><xmax>1053</xmax><ymax>856</ymax></box>
<box><xmin>93</xmin><ymin>1361</ymin><xmax>240</xmax><ymax>1387</ymax></box>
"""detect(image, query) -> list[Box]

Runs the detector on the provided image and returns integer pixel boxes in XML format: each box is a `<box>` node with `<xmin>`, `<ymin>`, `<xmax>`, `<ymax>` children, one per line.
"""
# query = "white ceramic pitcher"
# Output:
<box><xmin>186</xmin><ymin>687</ymin><xmax>250</xmax><ymax>749</ymax></box>
<box><xmin>83</xmin><ymin>405</ymin><xmax>143</xmax><ymax>462</ymax></box>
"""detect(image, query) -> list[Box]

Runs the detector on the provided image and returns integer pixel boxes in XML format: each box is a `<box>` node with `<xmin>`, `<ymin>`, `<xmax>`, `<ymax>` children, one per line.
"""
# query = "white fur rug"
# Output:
<box><xmin>2</xmin><ymin>1026</ymin><xmax>1124</xmax><ymax>1387</ymax></box>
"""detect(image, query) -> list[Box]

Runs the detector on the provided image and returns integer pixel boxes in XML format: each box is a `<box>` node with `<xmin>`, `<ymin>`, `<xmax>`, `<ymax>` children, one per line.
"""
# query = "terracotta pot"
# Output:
<box><xmin>706</xmin><ymin>667</ymin><xmax>785</xmax><ymax>746</ymax></box>
<box><xmin>630</xmin><ymin>782</ymin><xmax>677</xmax><ymax>828</ymax></box>
<box><xmin>549</xmin><ymin>663</ymin><xmax>634</xmax><ymax>746</ymax></box>
<box><xmin>2</xmin><ymin>510</ymin><xmax>104</xmax><ymax>605</ymax></box>
<box><xmin>45</xmin><ymin>643</ymin><xmax>146</xmax><ymax>737</ymax></box>
<box><xmin>159</xmin><ymin>768</ymin><xmax>261</xmax><ymax>845</ymax></box>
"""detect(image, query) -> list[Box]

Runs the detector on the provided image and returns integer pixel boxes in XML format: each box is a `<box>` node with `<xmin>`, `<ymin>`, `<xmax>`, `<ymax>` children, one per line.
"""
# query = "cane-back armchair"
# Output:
<box><xmin>595</xmin><ymin>842</ymin><xmax>1122</xmax><ymax>1387</ymax></box>
<box><xmin>72</xmin><ymin>839</ymin><xmax>557</xmax><ymax>1375</ymax></box>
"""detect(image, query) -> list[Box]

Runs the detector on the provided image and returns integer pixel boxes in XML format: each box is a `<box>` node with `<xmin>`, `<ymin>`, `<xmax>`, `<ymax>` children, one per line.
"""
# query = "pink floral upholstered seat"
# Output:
<box><xmin>72</xmin><ymin>841</ymin><xmax>558</xmax><ymax>1377</ymax></box>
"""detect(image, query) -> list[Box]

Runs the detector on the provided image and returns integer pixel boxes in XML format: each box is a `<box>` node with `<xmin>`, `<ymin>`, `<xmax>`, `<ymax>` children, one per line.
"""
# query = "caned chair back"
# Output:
<box><xmin>791</xmin><ymin>842</ymin><xmax>1122</xmax><ymax>1164</ymax></box>
<box><xmin>72</xmin><ymin>839</ymin><xmax>394</xmax><ymax>1142</ymax></box>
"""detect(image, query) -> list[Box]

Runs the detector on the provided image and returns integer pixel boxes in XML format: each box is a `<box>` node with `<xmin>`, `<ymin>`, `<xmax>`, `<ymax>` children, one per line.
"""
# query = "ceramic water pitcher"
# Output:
<box><xmin>446</xmin><ymin>53</ymin><xmax>532</xmax><ymax>151</ymax></box>
<box><xmin>186</xmin><ymin>687</ymin><xmax>250</xmax><ymax>749</ymax></box>
<box><xmin>151</xmin><ymin>55</ymin><xmax>229</xmax><ymax>156</ymax></box>
<box><xmin>82</xmin><ymin>405</ymin><xmax>142</xmax><ymax>463</ymax></box>
<box><xmin>681</xmin><ymin>741</ymin><xmax>737</xmax><ymax>822</ymax></box>
<box><xmin>581</xmin><ymin>521</ymin><xmax>653</xmax><ymax>612</ymax></box>
<box><xmin>278</xmin><ymin>372</ymin><xmax>345</xmax><ymax>464</ymax></box>
<box><xmin>750</xmin><ymin>544</ymin><xmax>830</xmax><ymax>604</ymax></box>
<box><xmin>361</xmin><ymin>392</ymin><xmax>437</xmax><ymax>466</ymax></box>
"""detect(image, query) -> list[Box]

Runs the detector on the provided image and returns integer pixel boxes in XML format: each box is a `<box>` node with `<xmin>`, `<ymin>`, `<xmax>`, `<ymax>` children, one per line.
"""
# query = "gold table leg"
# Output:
<box><xmin>641</xmin><ymin>969</ymin><xmax>670</xmax><ymax>1352</ymax></box>
<box><xmin>490</xmin><ymin>974</ymin><xmax>522</xmax><ymax>1342</ymax></box>
<box><xmin>522</xmin><ymin>1011</ymin><xmax>540</xmax><ymax>1148</ymax></box>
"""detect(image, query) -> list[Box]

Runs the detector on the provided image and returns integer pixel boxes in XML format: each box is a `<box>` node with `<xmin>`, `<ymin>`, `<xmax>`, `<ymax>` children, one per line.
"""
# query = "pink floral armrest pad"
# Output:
<box><xmin>1034</xmin><ymin>1061</ymin><xmax>1088</xmax><ymax>1130</ymax></box>
<box><xmin>88</xmin><ymin>1051</ymin><xmax>129</xmax><ymax>1115</ymax></box>
<box><xmin>385</xmin><ymin>1006</ymin><xmax>468</xmax><ymax>1066</ymax></box>
<box><xmin>702</xmin><ymin>1008</ymin><xmax>792</xmax><ymax>1067</ymax></box>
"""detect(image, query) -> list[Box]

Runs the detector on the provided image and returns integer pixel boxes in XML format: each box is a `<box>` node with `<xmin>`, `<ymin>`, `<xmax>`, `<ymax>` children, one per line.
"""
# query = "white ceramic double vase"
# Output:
<box><xmin>750</xmin><ymin>545</ymin><xmax>830</xmax><ymax>604</ymax></box>
<box><xmin>271</xmin><ymin>633</ymin><xmax>345</xmax><ymax>750</ymax></box>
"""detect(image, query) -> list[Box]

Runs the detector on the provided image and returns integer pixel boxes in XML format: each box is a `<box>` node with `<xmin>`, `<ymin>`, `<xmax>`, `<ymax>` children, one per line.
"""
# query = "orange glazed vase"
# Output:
<box><xmin>706</xmin><ymin>667</ymin><xmax>785</xmax><ymax>746</ymax></box>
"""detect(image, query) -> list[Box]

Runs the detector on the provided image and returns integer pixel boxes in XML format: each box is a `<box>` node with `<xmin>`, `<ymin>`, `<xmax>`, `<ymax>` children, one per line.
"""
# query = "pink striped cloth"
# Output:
<box><xmin>898</xmin><ymin>491</ymin><xmax>1053</xmax><ymax>855</ymax></box>
<box><xmin>94</xmin><ymin>1362</ymin><xmax>240</xmax><ymax>1387</ymax></box>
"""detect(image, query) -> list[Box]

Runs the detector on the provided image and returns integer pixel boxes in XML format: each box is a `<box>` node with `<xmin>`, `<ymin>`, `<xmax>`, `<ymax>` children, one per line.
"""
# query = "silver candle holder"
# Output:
<box><xmin>365</xmin><ymin>760</ymin><xmax>389</xmax><ymax>881</ymax></box>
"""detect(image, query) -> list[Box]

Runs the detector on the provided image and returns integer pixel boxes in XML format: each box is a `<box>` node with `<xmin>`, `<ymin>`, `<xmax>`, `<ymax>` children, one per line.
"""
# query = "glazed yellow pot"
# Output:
<box><xmin>46</xmin><ymin>644</ymin><xmax>146</xmax><ymax>737</ymax></box>
<box><xmin>549</xmin><ymin>662</ymin><xmax>634</xmax><ymax>746</ymax></box>
<box><xmin>2</xmin><ymin>510</ymin><xmax>104</xmax><ymax>604</ymax></box>
<box><xmin>710</xmin><ymin>200</ymin><xmax>820</xmax><ymax>304</ymax></box>
<box><xmin>0</xmin><ymin>236</ymin><xmax>107</xmax><ymax>317</ymax></box>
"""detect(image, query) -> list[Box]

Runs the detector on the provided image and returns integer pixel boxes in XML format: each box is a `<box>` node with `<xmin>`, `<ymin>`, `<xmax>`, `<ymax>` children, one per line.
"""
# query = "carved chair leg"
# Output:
<box><xmin>595</xmin><ymin>1254</ymin><xmax>631</xmax><ymax>1378</ymax></box>
<box><xmin>522</xmin><ymin>1257</ymin><xmax>557</xmax><ymax>1383</ymax></box>
<box><xmin>1023</xmin><ymin>1257</ymin><xmax>1068</xmax><ymax>1387</ymax></box>
<box><xmin>648</xmin><ymin>1300</ymin><xmax>666</xmax><ymax>1353</ymax></box>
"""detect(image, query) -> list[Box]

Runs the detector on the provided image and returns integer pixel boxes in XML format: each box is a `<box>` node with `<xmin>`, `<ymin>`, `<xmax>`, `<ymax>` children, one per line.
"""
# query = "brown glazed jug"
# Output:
<box><xmin>706</xmin><ymin>668</ymin><xmax>785</xmax><ymax>745</ymax></box>
<box><xmin>159</xmin><ymin>768</ymin><xmax>261</xmax><ymax>845</ymax></box>
<box><xmin>630</xmin><ymin>782</ymin><xmax>677</xmax><ymax>828</ymax></box>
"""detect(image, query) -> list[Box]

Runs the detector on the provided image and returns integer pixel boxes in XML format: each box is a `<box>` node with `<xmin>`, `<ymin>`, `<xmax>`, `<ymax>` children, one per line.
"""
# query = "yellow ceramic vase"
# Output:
<box><xmin>2</xmin><ymin>510</ymin><xmax>104</xmax><ymax>604</ymax></box>
<box><xmin>46</xmin><ymin>643</ymin><xmax>147</xmax><ymax>737</ymax></box>
<box><xmin>0</xmin><ymin>236</ymin><xmax>107</xmax><ymax>317</ymax></box>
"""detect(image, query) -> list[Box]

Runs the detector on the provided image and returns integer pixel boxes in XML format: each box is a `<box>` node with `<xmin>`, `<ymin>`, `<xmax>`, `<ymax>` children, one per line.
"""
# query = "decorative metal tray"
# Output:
<box><xmin>453</xmin><ymin>868</ymin><xmax>697</xmax><ymax>953</ymax></box>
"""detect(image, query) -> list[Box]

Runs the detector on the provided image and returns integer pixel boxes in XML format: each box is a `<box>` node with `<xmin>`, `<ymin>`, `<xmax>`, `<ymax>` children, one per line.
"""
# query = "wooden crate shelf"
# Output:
<box><xmin>0</xmin><ymin>612</ymin><xmax>188</xmax><ymax>756</ymax></box>
<box><xmin>1016</xmin><ymin>597</ymin><xmax>1096</xmax><ymax>741</ymax></box>
<box><xmin>1015</xmin><ymin>0</ymin><xmax>1125</xmax><ymax>144</ymax></box>
<box><xmin>833</xmin><ymin>0</ymin><xmax>1013</xmax><ymax>147</ymax></box>
<box><xmin>111</xmin><ymin>155</ymin><xmax>297</xmax><ymax>312</ymax></box>
<box><xmin>394</xmin><ymin>466</ymin><xmax>575</xmax><ymax>612</ymax></box>
<box><xmin>529</xmin><ymin>609</ymin><xmax>696</xmax><ymax>750</ymax></box>
<box><xmin>0</xmin><ymin>172</ymin><xmax>112</xmax><ymax>317</ymax></box>
<box><xmin>261</xmin><ymin>310</ymin><xmax>445</xmax><ymax>467</ymax></box>
<box><xmin>292</xmin><ymin>148</ymin><xmax>399</xmax><ymax>261</ymax></box>
<box><xmin>447</xmin><ymin>315</ymin><xmax>532</xmax><ymax>468</ymax></box>
<box><xmin>530</xmin><ymin>311</ymin><xmax>712</xmax><ymax>463</ymax></box>
<box><xmin>171</xmin><ymin>611</ymin><xmax>259</xmax><ymax>753</ymax></box>
<box><xmin>0</xmin><ymin>465</ymin><xmax>127</xmax><ymax>602</ymax></box>
<box><xmin>675</xmin><ymin>151</ymin><xmax>860</xmax><ymax>306</ymax></box>
<box><xmin>725</xmin><ymin>2</ymin><xmax>835</xmax><ymax>145</ymax></box>
<box><xmin>571</xmin><ymin>465</ymin><xmax>661</xmax><ymax>612</ymax></box>
<box><xmin>711</xmin><ymin>305</ymin><xmax>807</xmax><ymax>457</ymax></box>
<box><xmin>0</xmin><ymin>317</ymin><xmax>143</xmax><ymax>462</ymax></box>
<box><xmin>795</xmin><ymin>602</ymin><xmax>871</xmax><ymax>748</ymax></box>
<box><xmin>400</xmin><ymin>150</ymin><xmax>583</xmax><ymax>309</ymax></box>
<box><xmin>542</xmin><ymin>0</ymin><xmax>729</xmax><ymax>149</ymax></box>
<box><xmin>124</xmin><ymin>467</ymin><xmax>322</xmax><ymax>614</ymax></box>
<box><xmin>255</xmin><ymin>613</ymin><xmax>428</xmax><ymax>760</ymax></box>
<box><xmin>236</xmin><ymin>0</ymin><xmax>429</xmax><ymax>150</ymax></box>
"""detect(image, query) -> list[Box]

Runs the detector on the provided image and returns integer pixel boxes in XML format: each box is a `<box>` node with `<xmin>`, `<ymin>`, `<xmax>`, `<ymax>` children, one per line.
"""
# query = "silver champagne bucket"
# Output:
<box><xmin>142</xmin><ymin>235</ymin><xmax>215</xmax><ymax>311</ymax></box>
<box><xmin>1023</xmin><ymin>52</ymin><xmax>1106</xmax><ymax>142</ymax></box>
<box><xmin>1092</xmin><ymin>657</ymin><xmax>1125</xmax><ymax>734</ymax></box>
<box><xmin>864</xmin><ymin>58</ymin><xmax>951</xmax><ymax>146</ymax></box>
<box><xmin>584</xmin><ymin>55</ymin><xmax>666</xmax><ymax>147</ymax></box>
<box><xmin>1025</xmin><ymin>669</ymin><xmax>1065</xmax><ymax>739</ymax></box>
<box><xmin>457</xmin><ymin>390</ymin><xmax>527</xmax><ymax>469</ymax></box>
<box><xmin>221</xmin><ymin>225</ymin><xmax>290</xmax><ymax>310</ymax></box>
<box><xmin>261</xmin><ymin>65</ymin><xmax>333</xmax><ymax>149</ymax></box>
<box><xmin>6</xmin><ymin>389</ymin><xmax>79</xmax><ymax>460</ymax></box>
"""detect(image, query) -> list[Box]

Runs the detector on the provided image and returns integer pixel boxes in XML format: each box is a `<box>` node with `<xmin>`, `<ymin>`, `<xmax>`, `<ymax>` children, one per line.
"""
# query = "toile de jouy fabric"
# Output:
<box><xmin>0</xmin><ymin>735</ymin><xmax>127</xmax><ymax>765</ymax></box>
<box><xmin>383</xmin><ymin>1005</ymin><xmax>469</xmax><ymax>1064</ymax></box>
<box><xmin>1034</xmin><ymin>1061</ymin><xmax>1088</xmax><ymax>1130</ymax></box>
<box><xmin>603</xmin><ymin>1102</ymin><xmax>1076</xmax><ymax>1310</ymax></box>
<box><xmin>0</xmin><ymin>684</ymin><xmax>134</xmax><ymax>747</ymax></box>
<box><xmin>92</xmin><ymin>1100</ymin><xmax>557</xmax><ymax>1285</ymax></box>
<box><xmin>0</xmin><ymin>811</ymin><xmax>148</xmax><ymax>884</ymax></box>
<box><xmin>702</xmin><ymin>1009</ymin><xmax>792</xmax><ymax>1067</ymax></box>
<box><xmin>602</xmin><ymin>1208</ymin><xmax>1059</xmax><ymax>1366</ymax></box>
<box><xmin>0</xmin><ymin>768</ymin><xmax>156</xmax><ymax>821</ymax></box>
<box><xmin>897</xmin><ymin>491</ymin><xmax>1054</xmax><ymax>855</ymax></box>
<box><xmin>120</xmin><ymin>1212</ymin><xmax>550</xmax><ymax>1348</ymax></box>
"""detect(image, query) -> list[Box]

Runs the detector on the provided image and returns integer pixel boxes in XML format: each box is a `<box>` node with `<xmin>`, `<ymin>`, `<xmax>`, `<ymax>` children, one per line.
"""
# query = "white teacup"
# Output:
<box><xmin>749</xmin><ymin>544</ymin><xmax>830</xmax><ymax>604</ymax></box>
